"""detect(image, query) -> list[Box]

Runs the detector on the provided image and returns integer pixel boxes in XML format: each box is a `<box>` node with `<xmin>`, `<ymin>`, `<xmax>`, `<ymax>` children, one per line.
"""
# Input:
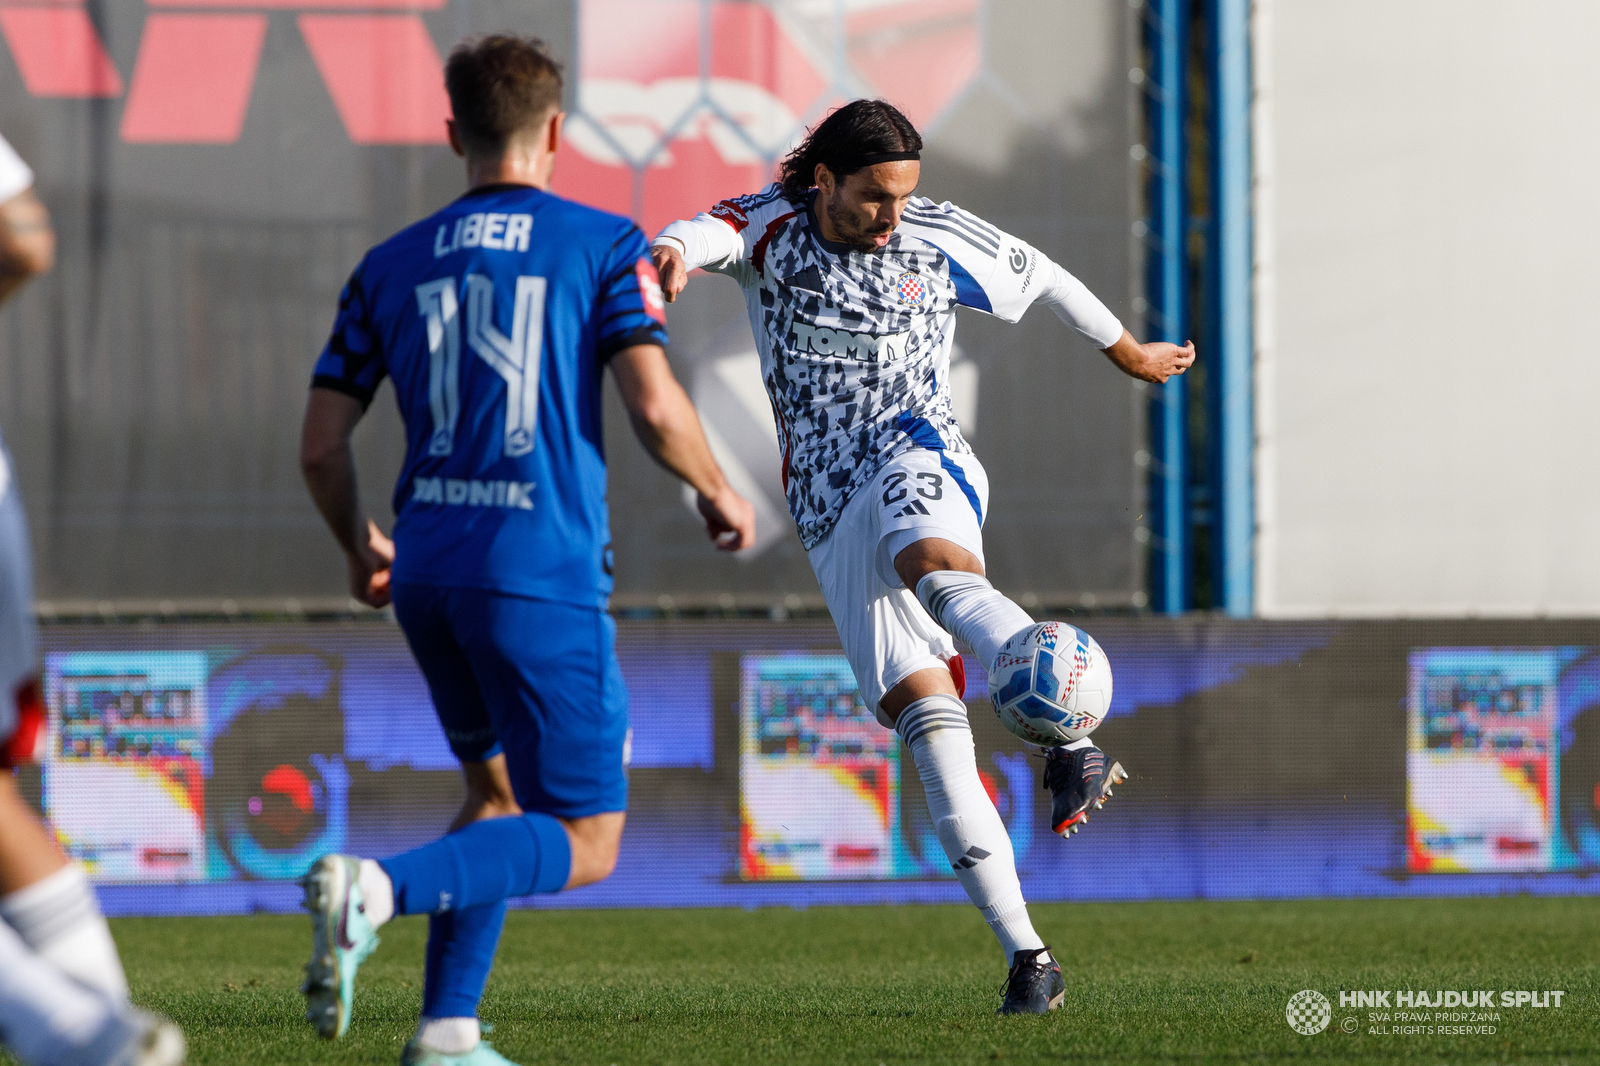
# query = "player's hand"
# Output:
<box><xmin>651</xmin><ymin>243</ymin><xmax>689</xmax><ymax>304</ymax></box>
<box><xmin>1139</xmin><ymin>340</ymin><xmax>1196</xmax><ymax>383</ymax></box>
<box><xmin>1103</xmin><ymin>332</ymin><xmax>1195</xmax><ymax>384</ymax></box>
<box><xmin>696</xmin><ymin>486</ymin><xmax>755</xmax><ymax>552</ymax></box>
<box><xmin>347</xmin><ymin>518</ymin><xmax>394</xmax><ymax>608</ymax></box>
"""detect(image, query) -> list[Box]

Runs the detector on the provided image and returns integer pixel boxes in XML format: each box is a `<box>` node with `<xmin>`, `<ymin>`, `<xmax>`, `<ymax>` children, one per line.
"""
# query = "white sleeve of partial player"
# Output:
<box><xmin>652</xmin><ymin>214</ymin><xmax>744</xmax><ymax>272</ymax></box>
<box><xmin>1035</xmin><ymin>256</ymin><xmax>1124</xmax><ymax>349</ymax></box>
<box><xmin>0</xmin><ymin>134</ymin><xmax>34</xmax><ymax>204</ymax></box>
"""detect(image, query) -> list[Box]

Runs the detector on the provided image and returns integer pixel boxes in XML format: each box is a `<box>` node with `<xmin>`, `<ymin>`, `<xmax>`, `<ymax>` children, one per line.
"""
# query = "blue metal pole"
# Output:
<box><xmin>1145</xmin><ymin>0</ymin><xmax>1188</xmax><ymax>615</ymax></box>
<box><xmin>1209</xmin><ymin>0</ymin><xmax>1253</xmax><ymax>616</ymax></box>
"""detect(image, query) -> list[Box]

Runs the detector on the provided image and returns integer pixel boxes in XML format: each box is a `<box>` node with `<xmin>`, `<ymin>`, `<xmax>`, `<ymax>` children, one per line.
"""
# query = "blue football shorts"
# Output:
<box><xmin>391</xmin><ymin>583</ymin><xmax>629</xmax><ymax>818</ymax></box>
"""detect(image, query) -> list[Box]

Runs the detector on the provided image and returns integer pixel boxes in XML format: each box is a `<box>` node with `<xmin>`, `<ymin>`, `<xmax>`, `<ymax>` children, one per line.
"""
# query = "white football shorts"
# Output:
<box><xmin>806</xmin><ymin>446</ymin><xmax>989</xmax><ymax>723</ymax></box>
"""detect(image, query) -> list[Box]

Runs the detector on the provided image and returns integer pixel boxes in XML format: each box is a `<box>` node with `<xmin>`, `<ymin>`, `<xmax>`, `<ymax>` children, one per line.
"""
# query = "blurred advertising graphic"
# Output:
<box><xmin>44</xmin><ymin>652</ymin><xmax>209</xmax><ymax>881</ymax></box>
<box><xmin>738</xmin><ymin>654</ymin><xmax>900</xmax><ymax>880</ymax></box>
<box><xmin>735</xmin><ymin>652</ymin><xmax>1033</xmax><ymax>882</ymax></box>
<box><xmin>1408</xmin><ymin>647</ymin><xmax>1600</xmax><ymax>872</ymax></box>
<box><xmin>1407</xmin><ymin>650</ymin><xmax>1558</xmax><ymax>872</ymax></box>
<box><xmin>42</xmin><ymin>647</ymin><xmax>349</xmax><ymax>882</ymax></box>
<box><xmin>205</xmin><ymin>647</ymin><xmax>347</xmax><ymax>880</ymax></box>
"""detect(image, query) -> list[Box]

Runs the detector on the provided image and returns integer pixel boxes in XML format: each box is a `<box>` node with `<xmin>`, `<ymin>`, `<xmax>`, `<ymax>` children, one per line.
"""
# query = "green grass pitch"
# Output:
<box><xmin>30</xmin><ymin>898</ymin><xmax>1600</xmax><ymax>1064</ymax></box>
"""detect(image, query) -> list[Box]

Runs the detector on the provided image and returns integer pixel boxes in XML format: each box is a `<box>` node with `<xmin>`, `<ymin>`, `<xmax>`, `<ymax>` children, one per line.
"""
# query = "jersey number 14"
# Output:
<box><xmin>414</xmin><ymin>274</ymin><xmax>547</xmax><ymax>458</ymax></box>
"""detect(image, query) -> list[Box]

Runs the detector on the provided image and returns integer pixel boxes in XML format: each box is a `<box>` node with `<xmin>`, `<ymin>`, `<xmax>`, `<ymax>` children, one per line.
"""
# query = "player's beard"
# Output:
<box><xmin>823</xmin><ymin>192</ymin><xmax>893</xmax><ymax>254</ymax></box>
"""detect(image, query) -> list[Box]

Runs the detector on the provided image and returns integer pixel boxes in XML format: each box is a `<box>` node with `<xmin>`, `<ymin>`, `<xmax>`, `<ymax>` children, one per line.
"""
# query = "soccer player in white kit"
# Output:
<box><xmin>0</xmin><ymin>134</ymin><xmax>186</xmax><ymax>1065</ymax></box>
<box><xmin>653</xmin><ymin>101</ymin><xmax>1193</xmax><ymax>1013</ymax></box>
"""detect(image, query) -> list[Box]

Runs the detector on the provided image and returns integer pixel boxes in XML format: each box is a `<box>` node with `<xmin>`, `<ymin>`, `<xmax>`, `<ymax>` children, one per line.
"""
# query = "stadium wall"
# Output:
<box><xmin>28</xmin><ymin>616</ymin><xmax>1600</xmax><ymax>917</ymax></box>
<box><xmin>1254</xmin><ymin>0</ymin><xmax>1600</xmax><ymax>616</ymax></box>
<box><xmin>0</xmin><ymin>0</ymin><xmax>1146</xmax><ymax>612</ymax></box>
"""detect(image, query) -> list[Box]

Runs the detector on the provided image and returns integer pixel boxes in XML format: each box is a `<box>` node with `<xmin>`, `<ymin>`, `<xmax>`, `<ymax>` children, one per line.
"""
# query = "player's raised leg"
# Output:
<box><xmin>902</xmin><ymin>542</ymin><xmax>1124</xmax><ymax>836</ymax></box>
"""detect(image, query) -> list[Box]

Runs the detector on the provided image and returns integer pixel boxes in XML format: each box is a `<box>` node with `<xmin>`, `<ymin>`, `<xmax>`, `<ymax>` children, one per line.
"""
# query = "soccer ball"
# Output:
<box><xmin>988</xmin><ymin>622</ymin><xmax>1113</xmax><ymax>746</ymax></box>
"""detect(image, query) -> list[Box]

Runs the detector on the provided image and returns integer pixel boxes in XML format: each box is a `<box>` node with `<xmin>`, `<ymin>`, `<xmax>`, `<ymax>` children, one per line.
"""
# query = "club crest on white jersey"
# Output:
<box><xmin>895</xmin><ymin>271</ymin><xmax>929</xmax><ymax>307</ymax></box>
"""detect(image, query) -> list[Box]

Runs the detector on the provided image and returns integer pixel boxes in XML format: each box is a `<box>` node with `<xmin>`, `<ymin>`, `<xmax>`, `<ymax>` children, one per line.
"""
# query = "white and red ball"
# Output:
<box><xmin>988</xmin><ymin>622</ymin><xmax>1113</xmax><ymax>746</ymax></box>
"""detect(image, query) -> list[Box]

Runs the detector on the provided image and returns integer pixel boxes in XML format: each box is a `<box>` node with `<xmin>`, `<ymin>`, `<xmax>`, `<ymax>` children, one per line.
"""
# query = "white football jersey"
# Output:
<box><xmin>672</xmin><ymin>183</ymin><xmax>1121</xmax><ymax>548</ymax></box>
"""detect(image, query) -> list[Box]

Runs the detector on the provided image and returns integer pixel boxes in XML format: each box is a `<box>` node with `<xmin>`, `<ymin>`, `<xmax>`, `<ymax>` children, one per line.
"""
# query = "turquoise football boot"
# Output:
<box><xmin>400</xmin><ymin>1037</ymin><xmax>524</xmax><ymax>1065</ymax></box>
<box><xmin>300</xmin><ymin>854</ymin><xmax>381</xmax><ymax>1039</ymax></box>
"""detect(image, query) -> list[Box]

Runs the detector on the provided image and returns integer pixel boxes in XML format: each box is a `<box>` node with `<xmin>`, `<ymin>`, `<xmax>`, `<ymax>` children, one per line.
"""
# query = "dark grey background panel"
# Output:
<box><xmin>0</xmin><ymin>0</ymin><xmax>1139</xmax><ymax>606</ymax></box>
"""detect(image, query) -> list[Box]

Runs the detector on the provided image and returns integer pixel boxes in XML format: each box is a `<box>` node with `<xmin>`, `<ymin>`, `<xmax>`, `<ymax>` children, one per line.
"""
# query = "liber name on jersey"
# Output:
<box><xmin>433</xmin><ymin>212</ymin><xmax>534</xmax><ymax>257</ymax></box>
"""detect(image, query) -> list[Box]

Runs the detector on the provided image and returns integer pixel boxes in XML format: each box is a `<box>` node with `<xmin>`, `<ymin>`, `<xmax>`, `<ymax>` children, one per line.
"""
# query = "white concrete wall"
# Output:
<box><xmin>1256</xmin><ymin>0</ymin><xmax>1600</xmax><ymax>616</ymax></box>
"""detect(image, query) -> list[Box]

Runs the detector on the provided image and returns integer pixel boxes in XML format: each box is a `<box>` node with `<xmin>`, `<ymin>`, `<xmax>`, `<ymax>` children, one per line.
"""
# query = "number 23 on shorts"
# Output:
<box><xmin>882</xmin><ymin>470</ymin><xmax>943</xmax><ymax>505</ymax></box>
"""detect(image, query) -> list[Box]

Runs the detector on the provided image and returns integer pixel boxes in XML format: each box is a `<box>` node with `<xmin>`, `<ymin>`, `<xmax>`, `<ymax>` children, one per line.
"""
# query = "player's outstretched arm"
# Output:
<box><xmin>608</xmin><ymin>343</ymin><xmax>755</xmax><ymax>551</ymax></box>
<box><xmin>299</xmin><ymin>387</ymin><xmax>394</xmax><ymax>606</ymax></box>
<box><xmin>1021</xmin><ymin>253</ymin><xmax>1192</xmax><ymax>383</ymax></box>
<box><xmin>1100</xmin><ymin>330</ymin><xmax>1196</xmax><ymax>385</ymax></box>
<box><xmin>651</xmin><ymin>213</ymin><xmax>744</xmax><ymax>303</ymax></box>
<box><xmin>0</xmin><ymin>188</ymin><xmax>53</xmax><ymax>306</ymax></box>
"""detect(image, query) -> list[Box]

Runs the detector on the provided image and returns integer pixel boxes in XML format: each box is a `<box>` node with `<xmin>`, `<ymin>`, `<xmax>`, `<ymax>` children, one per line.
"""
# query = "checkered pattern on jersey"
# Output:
<box><xmin>720</xmin><ymin>188</ymin><xmax>998</xmax><ymax>548</ymax></box>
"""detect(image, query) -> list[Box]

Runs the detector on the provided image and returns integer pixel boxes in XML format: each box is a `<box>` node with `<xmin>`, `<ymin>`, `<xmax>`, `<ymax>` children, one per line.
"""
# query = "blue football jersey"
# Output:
<box><xmin>312</xmin><ymin>184</ymin><xmax>669</xmax><ymax>607</ymax></box>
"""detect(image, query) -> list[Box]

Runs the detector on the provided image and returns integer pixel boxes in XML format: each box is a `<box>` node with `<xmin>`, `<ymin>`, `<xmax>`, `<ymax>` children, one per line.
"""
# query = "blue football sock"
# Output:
<box><xmin>422</xmin><ymin>901</ymin><xmax>507</xmax><ymax>1020</ymax></box>
<box><xmin>379</xmin><ymin>813</ymin><xmax>571</xmax><ymax>916</ymax></box>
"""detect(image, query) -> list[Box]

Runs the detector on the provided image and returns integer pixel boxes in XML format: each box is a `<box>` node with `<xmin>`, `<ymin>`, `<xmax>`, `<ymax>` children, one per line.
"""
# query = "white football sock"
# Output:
<box><xmin>914</xmin><ymin>571</ymin><xmax>1033</xmax><ymax>667</ymax></box>
<box><xmin>357</xmin><ymin>859</ymin><xmax>395</xmax><ymax>927</ymax></box>
<box><xmin>896</xmin><ymin>695</ymin><xmax>1048</xmax><ymax>962</ymax></box>
<box><xmin>416</xmin><ymin>1015</ymin><xmax>480</xmax><ymax>1054</ymax></box>
<box><xmin>0</xmin><ymin>916</ymin><xmax>127</xmax><ymax>1066</ymax></box>
<box><xmin>0</xmin><ymin>864</ymin><xmax>128</xmax><ymax>1001</ymax></box>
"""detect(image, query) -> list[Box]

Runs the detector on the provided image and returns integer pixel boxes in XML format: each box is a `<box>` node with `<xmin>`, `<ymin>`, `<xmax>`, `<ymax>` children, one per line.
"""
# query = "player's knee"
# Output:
<box><xmin>559</xmin><ymin>813</ymin><xmax>624</xmax><ymax>890</ymax></box>
<box><xmin>892</xmin><ymin>536</ymin><xmax>982</xmax><ymax>590</ymax></box>
<box><xmin>583</xmin><ymin>840</ymin><xmax>621</xmax><ymax>886</ymax></box>
<box><xmin>564</xmin><ymin>840</ymin><xmax>618</xmax><ymax>889</ymax></box>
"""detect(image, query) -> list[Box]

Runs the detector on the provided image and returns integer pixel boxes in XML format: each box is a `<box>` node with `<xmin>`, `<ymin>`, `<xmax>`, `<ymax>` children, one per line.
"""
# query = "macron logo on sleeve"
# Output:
<box><xmin>413</xmin><ymin>477</ymin><xmax>535</xmax><ymax>510</ymax></box>
<box><xmin>434</xmin><ymin>213</ymin><xmax>533</xmax><ymax>257</ymax></box>
<box><xmin>709</xmin><ymin>200</ymin><xmax>750</xmax><ymax>232</ymax></box>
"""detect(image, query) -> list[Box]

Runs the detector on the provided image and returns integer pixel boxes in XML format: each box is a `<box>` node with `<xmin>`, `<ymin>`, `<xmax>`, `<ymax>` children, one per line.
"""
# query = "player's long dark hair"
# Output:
<box><xmin>778</xmin><ymin>100</ymin><xmax>923</xmax><ymax>198</ymax></box>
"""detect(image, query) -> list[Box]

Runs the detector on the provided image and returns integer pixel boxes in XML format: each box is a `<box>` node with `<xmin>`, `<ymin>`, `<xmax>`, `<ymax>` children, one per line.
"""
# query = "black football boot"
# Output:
<box><xmin>1042</xmin><ymin>743</ymin><xmax>1127</xmax><ymax>837</ymax></box>
<box><xmin>997</xmin><ymin>947</ymin><xmax>1065</xmax><ymax>1015</ymax></box>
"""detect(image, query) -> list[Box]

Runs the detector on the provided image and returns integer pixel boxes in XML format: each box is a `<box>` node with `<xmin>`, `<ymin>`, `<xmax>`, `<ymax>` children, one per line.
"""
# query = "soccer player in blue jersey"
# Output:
<box><xmin>297</xmin><ymin>36</ymin><xmax>753</xmax><ymax>1066</ymax></box>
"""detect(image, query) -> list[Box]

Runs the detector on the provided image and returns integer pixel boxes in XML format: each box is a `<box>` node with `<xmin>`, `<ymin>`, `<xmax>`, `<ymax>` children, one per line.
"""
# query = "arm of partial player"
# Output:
<box><xmin>608</xmin><ymin>344</ymin><xmax>755</xmax><ymax>551</ymax></box>
<box><xmin>650</xmin><ymin>214</ymin><xmax>744</xmax><ymax>302</ymax></box>
<box><xmin>1034</xmin><ymin>256</ymin><xmax>1195</xmax><ymax>385</ymax></box>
